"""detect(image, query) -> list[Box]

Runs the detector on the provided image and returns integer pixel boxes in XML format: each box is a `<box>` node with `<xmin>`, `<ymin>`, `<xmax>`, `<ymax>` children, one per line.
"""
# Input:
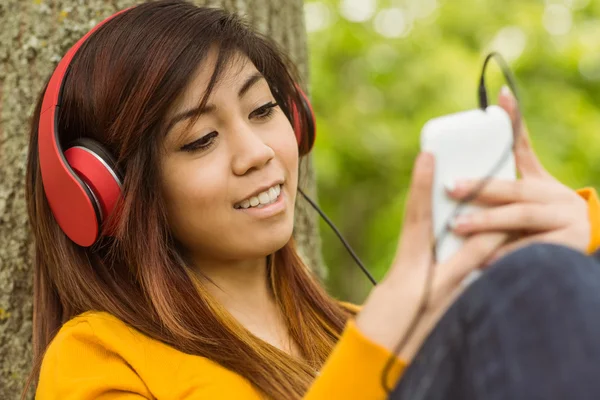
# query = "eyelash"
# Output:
<box><xmin>180</xmin><ymin>101</ymin><xmax>279</xmax><ymax>153</ymax></box>
<box><xmin>251</xmin><ymin>101</ymin><xmax>278</xmax><ymax>121</ymax></box>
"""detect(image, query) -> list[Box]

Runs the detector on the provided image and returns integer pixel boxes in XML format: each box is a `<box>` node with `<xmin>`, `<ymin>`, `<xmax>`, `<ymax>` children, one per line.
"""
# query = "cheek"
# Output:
<box><xmin>271</xmin><ymin>116</ymin><xmax>299</xmax><ymax>178</ymax></box>
<box><xmin>161</xmin><ymin>159</ymin><xmax>229</xmax><ymax>243</ymax></box>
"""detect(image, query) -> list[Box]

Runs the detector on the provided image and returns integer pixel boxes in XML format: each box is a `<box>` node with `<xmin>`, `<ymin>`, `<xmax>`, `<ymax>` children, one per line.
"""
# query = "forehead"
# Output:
<box><xmin>173</xmin><ymin>50</ymin><xmax>258</xmax><ymax>113</ymax></box>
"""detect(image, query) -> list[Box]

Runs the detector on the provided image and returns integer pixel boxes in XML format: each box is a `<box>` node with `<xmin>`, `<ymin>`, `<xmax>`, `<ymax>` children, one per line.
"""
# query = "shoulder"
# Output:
<box><xmin>58</xmin><ymin>310</ymin><xmax>135</xmax><ymax>333</ymax></box>
<box><xmin>47</xmin><ymin>311</ymin><xmax>144</xmax><ymax>354</ymax></box>
<box><xmin>44</xmin><ymin>311</ymin><xmax>197</xmax><ymax>369</ymax></box>
<box><xmin>37</xmin><ymin>312</ymin><xmax>156</xmax><ymax>398</ymax></box>
<box><xmin>41</xmin><ymin>311</ymin><xmax>158</xmax><ymax>377</ymax></box>
<box><xmin>38</xmin><ymin>312</ymin><xmax>247</xmax><ymax>399</ymax></box>
<box><xmin>47</xmin><ymin>311</ymin><xmax>121</xmax><ymax>350</ymax></box>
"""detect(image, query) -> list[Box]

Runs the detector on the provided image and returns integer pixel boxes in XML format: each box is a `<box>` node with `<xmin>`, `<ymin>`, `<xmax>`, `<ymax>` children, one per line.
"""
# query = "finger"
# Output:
<box><xmin>451</xmin><ymin>203</ymin><xmax>568</xmax><ymax>235</ymax></box>
<box><xmin>395</xmin><ymin>152</ymin><xmax>435</xmax><ymax>266</ymax></box>
<box><xmin>436</xmin><ymin>231</ymin><xmax>509</xmax><ymax>291</ymax></box>
<box><xmin>446</xmin><ymin>177</ymin><xmax>561</xmax><ymax>205</ymax></box>
<box><xmin>483</xmin><ymin>231</ymin><xmax>561</xmax><ymax>266</ymax></box>
<box><xmin>498</xmin><ymin>86</ymin><xmax>548</xmax><ymax>179</ymax></box>
<box><xmin>498</xmin><ymin>85</ymin><xmax>521</xmax><ymax>135</ymax></box>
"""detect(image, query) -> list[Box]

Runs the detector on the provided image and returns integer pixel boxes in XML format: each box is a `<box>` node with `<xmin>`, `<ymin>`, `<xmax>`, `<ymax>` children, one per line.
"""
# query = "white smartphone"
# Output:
<box><xmin>420</xmin><ymin>105</ymin><xmax>517</xmax><ymax>268</ymax></box>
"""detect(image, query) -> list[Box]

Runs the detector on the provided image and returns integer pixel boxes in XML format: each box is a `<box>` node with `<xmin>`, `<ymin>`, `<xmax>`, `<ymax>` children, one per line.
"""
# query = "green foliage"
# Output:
<box><xmin>306</xmin><ymin>0</ymin><xmax>600</xmax><ymax>301</ymax></box>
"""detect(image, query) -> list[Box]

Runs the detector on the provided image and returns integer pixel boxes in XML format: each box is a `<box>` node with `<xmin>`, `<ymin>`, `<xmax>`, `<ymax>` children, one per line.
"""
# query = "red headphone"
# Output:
<box><xmin>38</xmin><ymin>6</ymin><xmax>316</xmax><ymax>248</ymax></box>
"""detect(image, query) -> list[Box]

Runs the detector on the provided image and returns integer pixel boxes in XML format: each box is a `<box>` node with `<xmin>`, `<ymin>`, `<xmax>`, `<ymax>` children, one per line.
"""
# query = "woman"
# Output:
<box><xmin>26</xmin><ymin>1</ymin><xmax>600</xmax><ymax>399</ymax></box>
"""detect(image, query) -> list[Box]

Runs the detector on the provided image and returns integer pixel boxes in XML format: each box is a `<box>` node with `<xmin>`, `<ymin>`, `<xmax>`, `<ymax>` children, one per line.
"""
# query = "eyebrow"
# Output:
<box><xmin>165</xmin><ymin>72</ymin><xmax>265</xmax><ymax>135</ymax></box>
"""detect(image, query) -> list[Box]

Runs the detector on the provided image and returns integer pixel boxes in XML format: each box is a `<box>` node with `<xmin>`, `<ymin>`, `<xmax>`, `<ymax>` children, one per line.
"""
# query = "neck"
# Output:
<box><xmin>190</xmin><ymin>253</ymin><xmax>299</xmax><ymax>356</ymax></box>
<box><xmin>193</xmin><ymin>255</ymin><xmax>274</xmax><ymax>315</ymax></box>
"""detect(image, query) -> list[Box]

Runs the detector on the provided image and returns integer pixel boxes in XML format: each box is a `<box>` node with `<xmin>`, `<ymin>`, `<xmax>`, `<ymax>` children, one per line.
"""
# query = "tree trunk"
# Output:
<box><xmin>0</xmin><ymin>0</ymin><xmax>322</xmax><ymax>397</ymax></box>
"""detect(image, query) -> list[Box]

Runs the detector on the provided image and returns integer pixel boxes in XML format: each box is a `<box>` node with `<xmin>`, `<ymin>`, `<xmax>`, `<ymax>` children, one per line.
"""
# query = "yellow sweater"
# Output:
<box><xmin>35</xmin><ymin>309</ymin><xmax>405</xmax><ymax>400</ymax></box>
<box><xmin>36</xmin><ymin>188</ymin><xmax>600</xmax><ymax>400</ymax></box>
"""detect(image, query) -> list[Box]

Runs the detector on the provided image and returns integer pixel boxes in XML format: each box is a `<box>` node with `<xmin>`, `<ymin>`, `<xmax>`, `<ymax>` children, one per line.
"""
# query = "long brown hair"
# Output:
<box><xmin>24</xmin><ymin>1</ymin><xmax>355</xmax><ymax>398</ymax></box>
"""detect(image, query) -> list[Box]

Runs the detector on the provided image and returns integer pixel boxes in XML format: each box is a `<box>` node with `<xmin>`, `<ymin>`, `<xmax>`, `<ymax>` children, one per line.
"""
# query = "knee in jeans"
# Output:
<box><xmin>457</xmin><ymin>243</ymin><xmax>595</xmax><ymax>324</ymax></box>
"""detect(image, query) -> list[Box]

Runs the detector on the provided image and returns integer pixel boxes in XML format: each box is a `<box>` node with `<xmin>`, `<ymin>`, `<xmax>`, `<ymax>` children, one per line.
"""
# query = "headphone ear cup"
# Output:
<box><xmin>64</xmin><ymin>138</ymin><xmax>122</xmax><ymax>232</ymax></box>
<box><xmin>291</xmin><ymin>86</ymin><xmax>316</xmax><ymax>155</ymax></box>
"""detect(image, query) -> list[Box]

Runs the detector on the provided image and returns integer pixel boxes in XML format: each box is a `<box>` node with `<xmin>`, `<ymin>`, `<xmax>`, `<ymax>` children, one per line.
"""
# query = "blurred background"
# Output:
<box><xmin>304</xmin><ymin>0</ymin><xmax>600</xmax><ymax>302</ymax></box>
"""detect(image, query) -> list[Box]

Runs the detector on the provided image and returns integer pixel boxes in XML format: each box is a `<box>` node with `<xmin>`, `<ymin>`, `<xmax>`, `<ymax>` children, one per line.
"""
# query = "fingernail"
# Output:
<box><xmin>448</xmin><ymin>214</ymin><xmax>468</xmax><ymax>231</ymax></box>
<box><xmin>453</xmin><ymin>214</ymin><xmax>471</xmax><ymax>227</ymax></box>
<box><xmin>444</xmin><ymin>179</ymin><xmax>468</xmax><ymax>193</ymax></box>
<box><xmin>501</xmin><ymin>85</ymin><xmax>512</xmax><ymax>98</ymax></box>
<box><xmin>415</xmin><ymin>152</ymin><xmax>433</xmax><ymax>174</ymax></box>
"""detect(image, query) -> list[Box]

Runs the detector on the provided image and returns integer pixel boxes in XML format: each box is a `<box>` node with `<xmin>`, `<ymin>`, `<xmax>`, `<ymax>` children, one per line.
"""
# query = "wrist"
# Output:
<box><xmin>355</xmin><ymin>281</ymin><xmax>420</xmax><ymax>353</ymax></box>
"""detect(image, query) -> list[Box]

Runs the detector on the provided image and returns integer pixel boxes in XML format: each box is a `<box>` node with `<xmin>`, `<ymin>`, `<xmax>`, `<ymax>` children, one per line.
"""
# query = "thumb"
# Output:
<box><xmin>395</xmin><ymin>152</ymin><xmax>435</xmax><ymax>267</ymax></box>
<box><xmin>498</xmin><ymin>86</ymin><xmax>548</xmax><ymax>179</ymax></box>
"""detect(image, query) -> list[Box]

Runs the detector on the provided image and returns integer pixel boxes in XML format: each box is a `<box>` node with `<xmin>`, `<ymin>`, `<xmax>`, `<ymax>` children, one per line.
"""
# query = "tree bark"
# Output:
<box><xmin>0</xmin><ymin>0</ymin><xmax>322</xmax><ymax>397</ymax></box>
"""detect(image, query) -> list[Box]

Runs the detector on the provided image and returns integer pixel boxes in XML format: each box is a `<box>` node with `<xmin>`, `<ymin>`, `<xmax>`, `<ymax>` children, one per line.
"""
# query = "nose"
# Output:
<box><xmin>230</xmin><ymin>121</ymin><xmax>275</xmax><ymax>176</ymax></box>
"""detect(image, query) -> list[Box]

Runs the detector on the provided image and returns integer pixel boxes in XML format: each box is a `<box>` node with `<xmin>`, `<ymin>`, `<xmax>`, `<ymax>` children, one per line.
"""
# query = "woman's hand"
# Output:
<box><xmin>355</xmin><ymin>152</ymin><xmax>510</xmax><ymax>364</ymax></box>
<box><xmin>446</xmin><ymin>87</ymin><xmax>591</xmax><ymax>262</ymax></box>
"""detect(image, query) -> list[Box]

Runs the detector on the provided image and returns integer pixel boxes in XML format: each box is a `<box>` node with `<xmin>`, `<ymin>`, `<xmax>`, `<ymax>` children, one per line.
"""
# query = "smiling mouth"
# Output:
<box><xmin>234</xmin><ymin>184</ymin><xmax>282</xmax><ymax>209</ymax></box>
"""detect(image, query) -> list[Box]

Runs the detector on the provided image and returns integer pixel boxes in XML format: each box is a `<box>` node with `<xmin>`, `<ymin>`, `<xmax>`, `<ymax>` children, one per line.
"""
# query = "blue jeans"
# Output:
<box><xmin>390</xmin><ymin>243</ymin><xmax>600</xmax><ymax>400</ymax></box>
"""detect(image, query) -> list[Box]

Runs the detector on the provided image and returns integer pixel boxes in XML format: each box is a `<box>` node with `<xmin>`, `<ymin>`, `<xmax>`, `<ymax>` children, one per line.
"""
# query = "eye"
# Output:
<box><xmin>180</xmin><ymin>131</ymin><xmax>218</xmax><ymax>152</ymax></box>
<box><xmin>250</xmin><ymin>101</ymin><xmax>279</xmax><ymax>121</ymax></box>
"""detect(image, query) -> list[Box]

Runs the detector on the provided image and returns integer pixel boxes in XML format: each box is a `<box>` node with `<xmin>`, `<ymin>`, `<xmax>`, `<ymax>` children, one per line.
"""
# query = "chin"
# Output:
<box><xmin>243</xmin><ymin>223</ymin><xmax>293</xmax><ymax>257</ymax></box>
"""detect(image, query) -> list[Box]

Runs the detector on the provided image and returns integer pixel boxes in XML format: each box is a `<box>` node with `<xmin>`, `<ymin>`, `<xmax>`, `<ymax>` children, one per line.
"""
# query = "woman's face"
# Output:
<box><xmin>160</xmin><ymin>53</ymin><xmax>299</xmax><ymax>264</ymax></box>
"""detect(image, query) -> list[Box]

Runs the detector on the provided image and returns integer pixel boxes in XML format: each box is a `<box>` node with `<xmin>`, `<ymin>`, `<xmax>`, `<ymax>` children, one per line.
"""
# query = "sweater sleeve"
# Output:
<box><xmin>576</xmin><ymin>187</ymin><xmax>600</xmax><ymax>254</ymax></box>
<box><xmin>36</xmin><ymin>318</ymin><xmax>152</xmax><ymax>400</ymax></box>
<box><xmin>304</xmin><ymin>318</ymin><xmax>406</xmax><ymax>399</ymax></box>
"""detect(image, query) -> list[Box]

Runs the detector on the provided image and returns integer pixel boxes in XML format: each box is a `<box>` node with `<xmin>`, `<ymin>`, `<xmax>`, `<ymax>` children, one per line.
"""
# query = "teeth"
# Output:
<box><xmin>258</xmin><ymin>192</ymin><xmax>270</xmax><ymax>204</ymax></box>
<box><xmin>236</xmin><ymin>184</ymin><xmax>282</xmax><ymax>209</ymax></box>
<box><xmin>268</xmin><ymin>187</ymin><xmax>277</xmax><ymax>202</ymax></box>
